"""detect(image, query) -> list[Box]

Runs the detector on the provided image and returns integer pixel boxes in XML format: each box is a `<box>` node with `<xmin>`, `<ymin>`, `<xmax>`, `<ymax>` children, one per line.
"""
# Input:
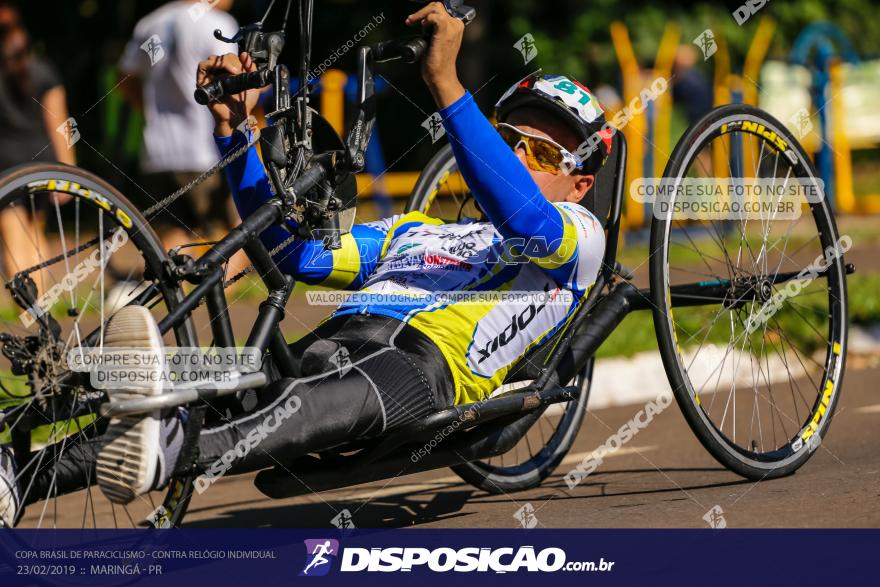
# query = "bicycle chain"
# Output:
<box><xmin>222</xmin><ymin>232</ymin><xmax>299</xmax><ymax>287</ymax></box>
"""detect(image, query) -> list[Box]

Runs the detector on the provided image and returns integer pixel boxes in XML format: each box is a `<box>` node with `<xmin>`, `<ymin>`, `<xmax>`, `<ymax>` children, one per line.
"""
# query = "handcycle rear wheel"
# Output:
<box><xmin>650</xmin><ymin>104</ymin><xmax>848</xmax><ymax>480</ymax></box>
<box><xmin>407</xmin><ymin>144</ymin><xmax>594</xmax><ymax>493</ymax></box>
<box><xmin>0</xmin><ymin>163</ymin><xmax>198</xmax><ymax>527</ymax></box>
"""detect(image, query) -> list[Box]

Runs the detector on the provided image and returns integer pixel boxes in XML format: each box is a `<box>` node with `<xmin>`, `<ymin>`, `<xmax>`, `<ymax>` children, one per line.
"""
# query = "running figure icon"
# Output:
<box><xmin>301</xmin><ymin>539</ymin><xmax>338</xmax><ymax>576</ymax></box>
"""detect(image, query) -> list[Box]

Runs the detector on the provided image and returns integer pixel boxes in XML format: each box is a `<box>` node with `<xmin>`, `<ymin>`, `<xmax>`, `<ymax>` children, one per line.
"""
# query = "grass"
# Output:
<box><xmin>846</xmin><ymin>272</ymin><xmax>880</xmax><ymax>324</ymax></box>
<box><xmin>0</xmin><ymin>365</ymin><xmax>93</xmax><ymax>448</ymax></box>
<box><xmin>0</xmin><ymin>274</ymin><xmax>294</xmax><ymax>327</ymax></box>
<box><xmin>614</xmin><ymin>227</ymin><xmax>822</xmax><ymax>275</ymax></box>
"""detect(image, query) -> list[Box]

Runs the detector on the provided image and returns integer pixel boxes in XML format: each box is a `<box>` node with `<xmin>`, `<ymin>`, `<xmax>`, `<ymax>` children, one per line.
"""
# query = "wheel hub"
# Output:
<box><xmin>757</xmin><ymin>279</ymin><xmax>773</xmax><ymax>303</ymax></box>
<box><xmin>723</xmin><ymin>276</ymin><xmax>774</xmax><ymax>309</ymax></box>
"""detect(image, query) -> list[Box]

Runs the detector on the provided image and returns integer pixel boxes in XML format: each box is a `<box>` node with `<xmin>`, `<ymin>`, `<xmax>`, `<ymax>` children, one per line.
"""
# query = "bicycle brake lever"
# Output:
<box><xmin>213</xmin><ymin>26</ymin><xmax>250</xmax><ymax>45</ymax></box>
<box><xmin>408</xmin><ymin>0</ymin><xmax>476</xmax><ymax>24</ymax></box>
<box><xmin>443</xmin><ymin>0</ymin><xmax>475</xmax><ymax>24</ymax></box>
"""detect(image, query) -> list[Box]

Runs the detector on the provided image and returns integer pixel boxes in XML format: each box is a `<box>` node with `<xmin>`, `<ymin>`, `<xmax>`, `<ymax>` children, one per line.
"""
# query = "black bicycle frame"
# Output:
<box><xmin>145</xmin><ymin>0</ymin><xmax>350</xmax><ymax>379</ymax></box>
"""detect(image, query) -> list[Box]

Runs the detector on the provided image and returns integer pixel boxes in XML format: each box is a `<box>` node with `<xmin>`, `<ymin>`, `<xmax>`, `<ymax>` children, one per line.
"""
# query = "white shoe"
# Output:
<box><xmin>96</xmin><ymin>306</ymin><xmax>182</xmax><ymax>504</ymax></box>
<box><xmin>104</xmin><ymin>280</ymin><xmax>150</xmax><ymax>315</ymax></box>
<box><xmin>0</xmin><ymin>445</ymin><xmax>21</xmax><ymax>527</ymax></box>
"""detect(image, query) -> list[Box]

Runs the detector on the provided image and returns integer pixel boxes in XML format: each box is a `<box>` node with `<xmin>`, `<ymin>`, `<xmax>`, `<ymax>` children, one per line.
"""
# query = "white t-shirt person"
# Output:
<box><xmin>119</xmin><ymin>1</ymin><xmax>237</xmax><ymax>173</ymax></box>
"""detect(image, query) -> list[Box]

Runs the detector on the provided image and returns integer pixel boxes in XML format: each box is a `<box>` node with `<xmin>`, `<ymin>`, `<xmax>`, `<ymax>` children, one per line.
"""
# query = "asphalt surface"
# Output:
<box><xmin>174</xmin><ymin>362</ymin><xmax>880</xmax><ymax>529</ymax></box>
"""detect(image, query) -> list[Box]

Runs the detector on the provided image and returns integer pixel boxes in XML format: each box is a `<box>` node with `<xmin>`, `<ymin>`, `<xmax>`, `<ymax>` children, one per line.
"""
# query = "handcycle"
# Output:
<box><xmin>0</xmin><ymin>0</ymin><xmax>850</xmax><ymax>527</ymax></box>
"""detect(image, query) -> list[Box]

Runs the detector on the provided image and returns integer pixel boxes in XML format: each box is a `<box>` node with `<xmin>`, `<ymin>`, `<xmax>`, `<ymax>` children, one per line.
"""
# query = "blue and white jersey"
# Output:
<box><xmin>216</xmin><ymin>91</ymin><xmax>604</xmax><ymax>404</ymax></box>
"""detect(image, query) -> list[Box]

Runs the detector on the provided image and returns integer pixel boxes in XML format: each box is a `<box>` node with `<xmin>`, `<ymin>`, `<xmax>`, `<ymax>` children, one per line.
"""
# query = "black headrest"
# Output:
<box><xmin>579</xmin><ymin>131</ymin><xmax>621</xmax><ymax>229</ymax></box>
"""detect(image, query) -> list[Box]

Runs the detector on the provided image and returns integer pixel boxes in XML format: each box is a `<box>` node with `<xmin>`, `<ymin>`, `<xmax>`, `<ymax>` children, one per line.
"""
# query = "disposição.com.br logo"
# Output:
<box><xmin>299</xmin><ymin>540</ymin><xmax>614</xmax><ymax>575</ymax></box>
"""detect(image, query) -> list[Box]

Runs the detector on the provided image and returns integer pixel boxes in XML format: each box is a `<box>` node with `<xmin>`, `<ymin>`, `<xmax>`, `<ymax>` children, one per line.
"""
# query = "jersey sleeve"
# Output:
<box><xmin>267</xmin><ymin>211</ymin><xmax>445</xmax><ymax>289</ymax></box>
<box><xmin>302</xmin><ymin>212</ymin><xmax>443</xmax><ymax>288</ymax></box>
<box><xmin>30</xmin><ymin>59</ymin><xmax>62</xmax><ymax>97</ymax></box>
<box><xmin>535</xmin><ymin>202</ymin><xmax>605</xmax><ymax>293</ymax></box>
<box><xmin>118</xmin><ymin>24</ymin><xmax>148</xmax><ymax>76</ymax></box>
<box><xmin>214</xmin><ymin>131</ymin><xmax>391</xmax><ymax>289</ymax></box>
<box><xmin>292</xmin><ymin>221</ymin><xmax>388</xmax><ymax>289</ymax></box>
<box><xmin>438</xmin><ymin>91</ymin><xmax>603</xmax><ymax>291</ymax></box>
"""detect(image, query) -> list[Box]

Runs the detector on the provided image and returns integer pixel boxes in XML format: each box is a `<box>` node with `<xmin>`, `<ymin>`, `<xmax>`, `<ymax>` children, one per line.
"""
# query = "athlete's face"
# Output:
<box><xmin>504</xmin><ymin>107</ymin><xmax>594</xmax><ymax>204</ymax></box>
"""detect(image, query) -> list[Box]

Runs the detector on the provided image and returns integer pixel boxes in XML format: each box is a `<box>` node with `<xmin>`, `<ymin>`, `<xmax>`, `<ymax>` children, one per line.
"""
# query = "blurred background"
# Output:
<box><xmin>11</xmin><ymin>0</ymin><xmax>880</xmax><ymax>218</ymax></box>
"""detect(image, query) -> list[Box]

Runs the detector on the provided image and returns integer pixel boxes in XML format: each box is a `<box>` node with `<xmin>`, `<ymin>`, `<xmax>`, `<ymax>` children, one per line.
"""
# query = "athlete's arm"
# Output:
<box><xmin>439</xmin><ymin>93</ymin><xmax>567</xmax><ymax>253</ymax></box>
<box><xmin>407</xmin><ymin>3</ymin><xmax>566</xmax><ymax>259</ymax></box>
<box><xmin>199</xmin><ymin>52</ymin><xmax>384</xmax><ymax>289</ymax></box>
<box><xmin>214</xmin><ymin>131</ymin><xmax>385</xmax><ymax>289</ymax></box>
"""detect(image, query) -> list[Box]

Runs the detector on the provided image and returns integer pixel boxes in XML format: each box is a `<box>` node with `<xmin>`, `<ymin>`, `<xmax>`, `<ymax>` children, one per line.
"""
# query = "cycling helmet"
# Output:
<box><xmin>495</xmin><ymin>71</ymin><xmax>613</xmax><ymax>174</ymax></box>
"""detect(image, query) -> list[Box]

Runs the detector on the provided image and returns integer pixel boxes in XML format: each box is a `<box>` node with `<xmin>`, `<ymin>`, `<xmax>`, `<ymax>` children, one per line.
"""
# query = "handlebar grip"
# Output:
<box><xmin>399</xmin><ymin>36</ymin><xmax>428</xmax><ymax>63</ymax></box>
<box><xmin>373</xmin><ymin>35</ymin><xmax>428</xmax><ymax>64</ymax></box>
<box><xmin>194</xmin><ymin>70</ymin><xmax>270</xmax><ymax>105</ymax></box>
<box><xmin>194</xmin><ymin>81</ymin><xmax>223</xmax><ymax>106</ymax></box>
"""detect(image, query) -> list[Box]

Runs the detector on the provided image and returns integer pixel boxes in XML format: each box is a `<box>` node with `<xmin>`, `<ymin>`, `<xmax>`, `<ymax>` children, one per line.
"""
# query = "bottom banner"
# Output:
<box><xmin>0</xmin><ymin>529</ymin><xmax>873</xmax><ymax>585</ymax></box>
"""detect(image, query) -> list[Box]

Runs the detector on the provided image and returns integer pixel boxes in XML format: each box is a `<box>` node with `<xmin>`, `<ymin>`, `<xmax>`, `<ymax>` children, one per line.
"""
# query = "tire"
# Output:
<box><xmin>649</xmin><ymin>104</ymin><xmax>848</xmax><ymax>480</ymax></box>
<box><xmin>407</xmin><ymin>144</ymin><xmax>594</xmax><ymax>493</ymax></box>
<box><xmin>0</xmin><ymin>162</ymin><xmax>197</xmax><ymax>527</ymax></box>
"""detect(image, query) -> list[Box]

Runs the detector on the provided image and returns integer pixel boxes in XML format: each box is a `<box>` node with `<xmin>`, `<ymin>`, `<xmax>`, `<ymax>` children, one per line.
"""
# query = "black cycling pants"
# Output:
<box><xmin>196</xmin><ymin>314</ymin><xmax>455</xmax><ymax>474</ymax></box>
<box><xmin>26</xmin><ymin>315</ymin><xmax>454</xmax><ymax>501</ymax></box>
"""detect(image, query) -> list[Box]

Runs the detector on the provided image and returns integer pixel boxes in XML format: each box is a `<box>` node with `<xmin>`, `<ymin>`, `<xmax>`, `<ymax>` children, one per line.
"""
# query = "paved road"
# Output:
<box><xmin>177</xmin><ymin>362</ymin><xmax>880</xmax><ymax>529</ymax></box>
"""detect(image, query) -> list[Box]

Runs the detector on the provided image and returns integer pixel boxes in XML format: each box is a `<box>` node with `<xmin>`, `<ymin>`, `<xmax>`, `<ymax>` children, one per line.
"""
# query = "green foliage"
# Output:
<box><xmin>498</xmin><ymin>0</ymin><xmax>880</xmax><ymax>83</ymax></box>
<box><xmin>847</xmin><ymin>272</ymin><xmax>880</xmax><ymax>324</ymax></box>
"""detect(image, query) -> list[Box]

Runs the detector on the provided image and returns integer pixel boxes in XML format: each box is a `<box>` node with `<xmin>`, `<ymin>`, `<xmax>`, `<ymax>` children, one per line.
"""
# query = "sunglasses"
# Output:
<box><xmin>495</xmin><ymin>122</ymin><xmax>584</xmax><ymax>175</ymax></box>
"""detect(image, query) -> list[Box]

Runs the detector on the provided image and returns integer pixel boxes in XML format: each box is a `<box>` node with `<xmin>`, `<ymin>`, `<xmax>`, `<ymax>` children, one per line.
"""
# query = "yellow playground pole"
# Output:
<box><xmin>713</xmin><ymin>29</ymin><xmax>731</xmax><ymax>107</ymax></box>
<box><xmin>320</xmin><ymin>69</ymin><xmax>348</xmax><ymax>137</ymax></box>
<box><xmin>653</xmin><ymin>23</ymin><xmax>680</xmax><ymax>179</ymax></box>
<box><xmin>611</xmin><ymin>21</ymin><xmax>683</xmax><ymax>229</ymax></box>
<box><xmin>742</xmin><ymin>16</ymin><xmax>775</xmax><ymax>107</ymax></box>
<box><xmin>712</xmin><ymin>29</ymin><xmax>730</xmax><ymax>179</ymax></box>
<box><xmin>610</xmin><ymin>21</ymin><xmax>646</xmax><ymax>230</ymax></box>
<box><xmin>828</xmin><ymin>60</ymin><xmax>856</xmax><ymax>214</ymax></box>
<box><xmin>740</xmin><ymin>16</ymin><xmax>776</xmax><ymax>181</ymax></box>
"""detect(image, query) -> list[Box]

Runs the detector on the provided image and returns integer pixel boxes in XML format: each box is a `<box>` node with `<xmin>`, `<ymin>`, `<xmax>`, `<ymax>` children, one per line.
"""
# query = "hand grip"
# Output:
<box><xmin>372</xmin><ymin>35</ymin><xmax>428</xmax><ymax>64</ymax></box>
<box><xmin>399</xmin><ymin>36</ymin><xmax>429</xmax><ymax>63</ymax></box>
<box><xmin>194</xmin><ymin>69</ymin><xmax>270</xmax><ymax>105</ymax></box>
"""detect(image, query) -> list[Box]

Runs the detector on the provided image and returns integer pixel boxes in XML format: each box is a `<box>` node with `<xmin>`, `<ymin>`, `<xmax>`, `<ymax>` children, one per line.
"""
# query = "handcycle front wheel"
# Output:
<box><xmin>649</xmin><ymin>104</ymin><xmax>848</xmax><ymax>480</ymax></box>
<box><xmin>407</xmin><ymin>143</ymin><xmax>594</xmax><ymax>493</ymax></box>
<box><xmin>0</xmin><ymin>162</ymin><xmax>198</xmax><ymax>528</ymax></box>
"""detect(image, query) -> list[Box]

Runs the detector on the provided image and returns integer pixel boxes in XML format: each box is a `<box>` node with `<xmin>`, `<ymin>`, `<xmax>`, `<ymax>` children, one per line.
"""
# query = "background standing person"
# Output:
<box><xmin>0</xmin><ymin>6</ymin><xmax>76</xmax><ymax>287</ymax></box>
<box><xmin>118</xmin><ymin>0</ymin><xmax>245</xmax><ymax>268</ymax></box>
<box><xmin>671</xmin><ymin>44</ymin><xmax>714</xmax><ymax>125</ymax></box>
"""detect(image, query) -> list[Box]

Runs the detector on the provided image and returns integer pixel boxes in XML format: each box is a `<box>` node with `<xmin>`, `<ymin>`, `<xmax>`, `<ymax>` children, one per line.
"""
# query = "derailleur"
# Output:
<box><xmin>0</xmin><ymin>331</ymin><xmax>72</xmax><ymax>408</ymax></box>
<box><xmin>0</xmin><ymin>332</ymin><xmax>40</xmax><ymax>377</ymax></box>
<box><xmin>2</xmin><ymin>273</ymin><xmax>67</xmax><ymax>395</ymax></box>
<box><xmin>5</xmin><ymin>273</ymin><xmax>63</xmax><ymax>340</ymax></box>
